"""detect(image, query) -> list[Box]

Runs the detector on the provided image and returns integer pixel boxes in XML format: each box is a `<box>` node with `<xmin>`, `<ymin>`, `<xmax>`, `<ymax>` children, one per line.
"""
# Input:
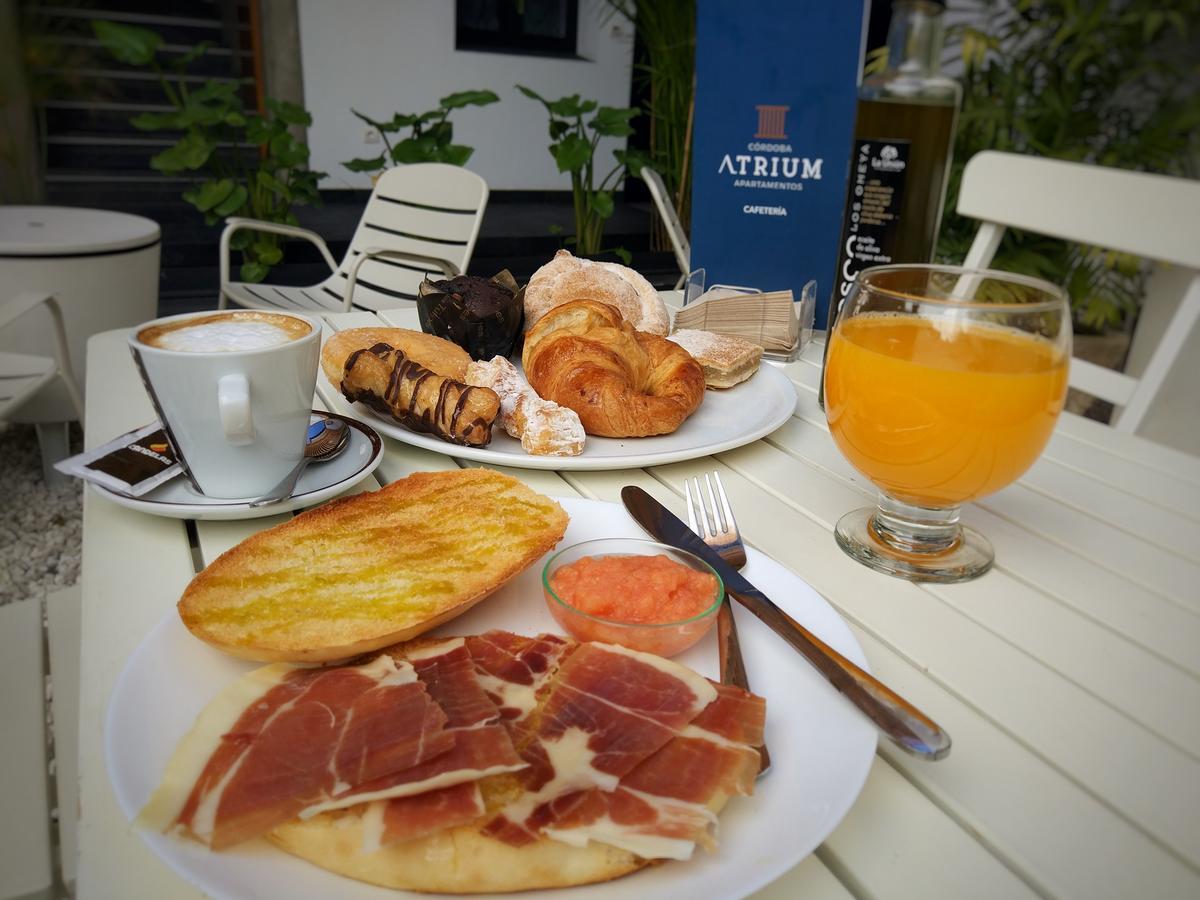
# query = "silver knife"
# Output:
<box><xmin>621</xmin><ymin>486</ymin><xmax>951</xmax><ymax>761</ymax></box>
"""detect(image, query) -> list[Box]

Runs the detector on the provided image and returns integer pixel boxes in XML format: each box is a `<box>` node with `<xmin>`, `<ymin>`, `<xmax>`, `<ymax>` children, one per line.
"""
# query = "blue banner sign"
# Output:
<box><xmin>690</xmin><ymin>0</ymin><xmax>868</xmax><ymax>327</ymax></box>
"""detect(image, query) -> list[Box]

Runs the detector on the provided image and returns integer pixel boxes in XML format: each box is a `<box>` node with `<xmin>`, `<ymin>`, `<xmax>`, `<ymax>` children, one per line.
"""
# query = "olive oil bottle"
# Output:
<box><xmin>820</xmin><ymin>0</ymin><xmax>960</xmax><ymax>408</ymax></box>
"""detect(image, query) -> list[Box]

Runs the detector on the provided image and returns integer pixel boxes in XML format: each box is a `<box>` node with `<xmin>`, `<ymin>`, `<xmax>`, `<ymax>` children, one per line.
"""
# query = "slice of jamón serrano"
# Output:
<box><xmin>464</xmin><ymin>631</ymin><xmax>572</xmax><ymax>725</ymax></box>
<box><xmin>299</xmin><ymin>639</ymin><xmax>526</xmax><ymax>817</ymax></box>
<box><xmin>481</xmin><ymin>642</ymin><xmax>720</xmax><ymax>846</ymax></box>
<box><xmin>138</xmin><ymin>655</ymin><xmax>453</xmax><ymax>849</ymax></box>
<box><xmin>538</xmin><ymin>683</ymin><xmax>766</xmax><ymax>859</ymax></box>
<box><xmin>335</xmin><ymin>782</ymin><xmax>490</xmax><ymax>853</ymax></box>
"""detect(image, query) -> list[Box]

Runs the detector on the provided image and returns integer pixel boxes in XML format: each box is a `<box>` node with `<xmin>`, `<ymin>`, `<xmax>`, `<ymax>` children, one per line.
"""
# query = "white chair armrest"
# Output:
<box><xmin>0</xmin><ymin>292</ymin><xmax>84</xmax><ymax>418</ymax></box>
<box><xmin>222</xmin><ymin>217</ymin><xmax>331</xmax><ymax>247</ymax></box>
<box><xmin>219</xmin><ymin>218</ymin><xmax>339</xmax><ymax>307</ymax></box>
<box><xmin>342</xmin><ymin>248</ymin><xmax>460</xmax><ymax>311</ymax></box>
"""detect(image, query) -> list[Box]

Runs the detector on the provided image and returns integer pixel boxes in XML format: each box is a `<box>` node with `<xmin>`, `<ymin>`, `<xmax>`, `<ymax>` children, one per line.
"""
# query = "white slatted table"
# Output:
<box><xmin>75</xmin><ymin>309</ymin><xmax>1200</xmax><ymax>900</ymax></box>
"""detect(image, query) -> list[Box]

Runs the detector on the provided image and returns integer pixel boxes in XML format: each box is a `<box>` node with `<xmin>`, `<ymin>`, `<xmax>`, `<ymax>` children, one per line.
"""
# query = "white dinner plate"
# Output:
<box><xmin>318</xmin><ymin>360</ymin><xmax>798</xmax><ymax>470</ymax></box>
<box><xmin>106</xmin><ymin>497</ymin><xmax>876</xmax><ymax>900</ymax></box>
<box><xmin>91</xmin><ymin>411</ymin><xmax>384</xmax><ymax>520</ymax></box>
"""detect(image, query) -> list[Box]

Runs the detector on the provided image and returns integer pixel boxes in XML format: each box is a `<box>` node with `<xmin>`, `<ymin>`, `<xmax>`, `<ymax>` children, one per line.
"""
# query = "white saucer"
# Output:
<box><xmin>92</xmin><ymin>411</ymin><xmax>383</xmax><ymax>520</ymax></box>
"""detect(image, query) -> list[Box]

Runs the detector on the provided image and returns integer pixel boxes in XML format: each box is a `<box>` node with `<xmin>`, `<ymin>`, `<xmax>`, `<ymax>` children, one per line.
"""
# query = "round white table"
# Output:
<box><xmin>0</xmin><ymin>206</ymin><xmax>160</xmax><ymax>477</ymax></box>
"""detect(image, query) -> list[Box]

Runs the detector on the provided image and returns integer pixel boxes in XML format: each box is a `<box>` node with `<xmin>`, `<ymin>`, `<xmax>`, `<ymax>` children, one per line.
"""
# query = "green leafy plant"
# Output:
<box><xmin>603</xmin><ymin>0</ymin><xmax>696</xmax><ymax>240</ymax></box>
<box><xmin>936</xmin><ymin>0</ymin><xmax>1200</xmax><ymax>331</ymax></box>
<box><xmin>342</xmin><ymin>90</ymin><xmax>500</xmax><ymax>179</ymax></box>
<box><xmin>517</xmin><ymin>85</ymin><xmax>648</xmax><ymax>261</ymax></box>
<box><xmin>92</xmin><ymin>20</ymin><xmax>326</xmax><ymax>282</ymax></box>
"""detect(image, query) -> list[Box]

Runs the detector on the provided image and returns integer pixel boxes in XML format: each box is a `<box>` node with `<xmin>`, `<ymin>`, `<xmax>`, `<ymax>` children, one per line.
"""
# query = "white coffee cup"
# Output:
<box><xmin>129</xmin><ymin>310</ymin><xmax>321</xmax><ymax>498</ymax></box>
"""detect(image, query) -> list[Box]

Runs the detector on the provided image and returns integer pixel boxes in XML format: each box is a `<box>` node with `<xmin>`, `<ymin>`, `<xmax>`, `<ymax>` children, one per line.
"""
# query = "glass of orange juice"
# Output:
<box><xmin>824</xmin><ymin>264</ymin><xmax>1070</xmax><ymax>582</ymax></box>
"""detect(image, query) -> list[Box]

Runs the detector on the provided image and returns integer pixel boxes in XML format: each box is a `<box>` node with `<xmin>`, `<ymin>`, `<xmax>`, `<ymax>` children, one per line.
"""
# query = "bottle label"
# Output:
<box><xmin>833</xmin><ymin>138</ymin><xmax>911</xmax><ymax>306</ymax></box>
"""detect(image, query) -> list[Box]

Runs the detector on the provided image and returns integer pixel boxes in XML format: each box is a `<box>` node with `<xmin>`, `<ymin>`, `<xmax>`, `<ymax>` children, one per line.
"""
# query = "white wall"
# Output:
<box><xmin>297</xmin><ymin>0</ymin><xmax>635</xmax><ymax>191</ymax></box>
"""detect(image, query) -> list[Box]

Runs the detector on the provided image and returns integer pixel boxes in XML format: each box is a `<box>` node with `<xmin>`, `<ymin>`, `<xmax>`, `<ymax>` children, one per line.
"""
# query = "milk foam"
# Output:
<box><xmin>153</xmin><ymin>320</ymin><xmax>297</xmax><ymax>352</ymax></box>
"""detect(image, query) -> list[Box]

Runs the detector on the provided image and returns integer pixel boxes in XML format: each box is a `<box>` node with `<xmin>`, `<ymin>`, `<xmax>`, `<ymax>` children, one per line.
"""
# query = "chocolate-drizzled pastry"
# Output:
<box><xmin>340</xmin><ymin>342</ymin><xmax>500</xmax><ymax>447</ymax></box>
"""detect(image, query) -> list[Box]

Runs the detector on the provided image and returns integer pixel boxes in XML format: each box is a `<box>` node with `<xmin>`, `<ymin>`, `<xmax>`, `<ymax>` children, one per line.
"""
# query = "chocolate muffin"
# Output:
<box><xmin>417</xmin><ymin>271</ymin><xmax>524</xmax><ymax>360</ymax></box>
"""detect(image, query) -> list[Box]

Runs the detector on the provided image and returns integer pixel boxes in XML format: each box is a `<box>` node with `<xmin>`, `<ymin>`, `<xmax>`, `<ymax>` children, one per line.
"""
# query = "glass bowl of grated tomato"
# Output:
<box><xmin>542</xmin><ymin>538</ymin><xmax>724</xmax><ymax>657</ymax></box>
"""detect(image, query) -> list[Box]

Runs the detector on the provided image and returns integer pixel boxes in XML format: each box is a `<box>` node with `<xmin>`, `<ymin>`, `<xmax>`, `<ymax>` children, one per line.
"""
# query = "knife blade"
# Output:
<box><xmin>621</xmin><ymin>485</ymin><xmax>951</xmax><ymax>761</ymax></box>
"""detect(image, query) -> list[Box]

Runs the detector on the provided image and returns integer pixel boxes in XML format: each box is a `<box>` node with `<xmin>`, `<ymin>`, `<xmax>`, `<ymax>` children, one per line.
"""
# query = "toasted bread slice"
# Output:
<box><xmin>177</xmin><ymin>469</ymin><xmax>569</xmax><ymax>662</ymax></box>
<box><xmin>321</xmin><ymin>327</ymin><xmax>472</xmax><ymax>386</ymax></box>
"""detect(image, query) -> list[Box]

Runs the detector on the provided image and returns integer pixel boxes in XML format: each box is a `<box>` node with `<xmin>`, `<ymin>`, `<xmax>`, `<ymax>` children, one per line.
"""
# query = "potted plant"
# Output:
<box><xmin>342</xmin><ymin>90</ymin><xmax>500</xmax><ymax>182</ymax></box>
<box><xmin>603</xmin><ymin>0</ymin><xmax>696</xmax><ymax>240</ymax></box>
<box><xmin>935</xmin><ymin>0</ymin><xmax>1199</xmax><ymax>334</ymax></box>
<box><xmin>92</xmin><ymin>20</ymin><xmax>325</xmax><ymax>283</ymax></box>
<box><xmin>517</xmin><ymin>85</ymin><xmax>648</xmax><ymax>261</ymax></box>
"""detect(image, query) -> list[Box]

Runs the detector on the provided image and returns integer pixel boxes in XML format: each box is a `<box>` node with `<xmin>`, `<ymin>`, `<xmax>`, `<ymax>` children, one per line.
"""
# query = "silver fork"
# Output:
<box><xmin>686</xmin><ymin>472</ymin><xmax>771</xmax><ymax>775</ymax></box>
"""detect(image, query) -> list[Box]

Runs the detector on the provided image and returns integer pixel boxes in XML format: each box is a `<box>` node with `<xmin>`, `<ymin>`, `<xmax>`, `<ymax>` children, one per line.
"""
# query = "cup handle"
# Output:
<box><xmin>218</xmin><ymin>373</ymin><xmax>255</xmax><ymax>445</ymax></box>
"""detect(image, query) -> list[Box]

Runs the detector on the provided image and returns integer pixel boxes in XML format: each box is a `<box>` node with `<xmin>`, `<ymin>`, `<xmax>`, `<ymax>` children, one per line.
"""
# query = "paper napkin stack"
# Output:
<box><xmin>673</xmin><ymin>289</ymin><xmax>800</xmax><ymax>356</ymax></box>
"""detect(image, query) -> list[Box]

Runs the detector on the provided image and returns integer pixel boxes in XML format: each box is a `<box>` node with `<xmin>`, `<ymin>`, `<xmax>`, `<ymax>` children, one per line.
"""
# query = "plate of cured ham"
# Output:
<box><xmin>106</xmin><ymin>498</ymin><xmax>876</xmax><ymax>899</ymax></box>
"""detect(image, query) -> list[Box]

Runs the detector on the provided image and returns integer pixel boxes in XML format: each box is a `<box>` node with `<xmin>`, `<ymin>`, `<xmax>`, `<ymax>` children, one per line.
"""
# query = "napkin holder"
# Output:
<box><xmin>674</xmin><ymin>278</ymin><xmax>815</xmax><ymax>362</ymax></box>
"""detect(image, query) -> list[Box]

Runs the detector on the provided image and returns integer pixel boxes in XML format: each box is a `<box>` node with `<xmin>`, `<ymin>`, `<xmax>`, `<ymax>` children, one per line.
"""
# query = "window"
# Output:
<box><xmin>455</xmin><ymin>0</ymin><xmax>579</xmax><ymax>58</ymax></box>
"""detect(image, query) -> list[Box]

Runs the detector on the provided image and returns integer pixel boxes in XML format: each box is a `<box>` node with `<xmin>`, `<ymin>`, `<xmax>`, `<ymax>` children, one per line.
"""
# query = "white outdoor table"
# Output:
<box><xmin>76</xmin><ymin>308</ymin><xmax>1200</xmax><ymax>900</ymax></box>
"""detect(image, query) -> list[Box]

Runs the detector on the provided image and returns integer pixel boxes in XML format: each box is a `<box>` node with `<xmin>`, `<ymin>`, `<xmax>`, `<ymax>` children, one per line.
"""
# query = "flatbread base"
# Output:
<box><xmin>269</xmin><ymin>813</ymin><xmax>648</xmax><ymax>894</ymax></box>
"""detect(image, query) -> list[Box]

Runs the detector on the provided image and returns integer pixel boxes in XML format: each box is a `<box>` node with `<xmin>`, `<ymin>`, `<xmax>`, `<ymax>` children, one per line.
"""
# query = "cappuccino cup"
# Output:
<box><xmin>129</xmin><ymin>310</ymin><xmax>320</xmax><ymax>498</ymax></box>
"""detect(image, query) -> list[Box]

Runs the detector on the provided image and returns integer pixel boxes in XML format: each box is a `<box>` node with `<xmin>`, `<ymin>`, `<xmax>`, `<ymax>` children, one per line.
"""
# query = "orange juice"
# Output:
<box><xmin>825</xmin><ymin>313</ymin><xmax>1067</xmax><ymax>507</ymax></box>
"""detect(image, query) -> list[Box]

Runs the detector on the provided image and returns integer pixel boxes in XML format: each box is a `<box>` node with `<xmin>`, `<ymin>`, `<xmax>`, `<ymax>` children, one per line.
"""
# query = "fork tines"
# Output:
<box><xmin>685</xmin><ymin>472</ymin><xmax>737</xmax><ymax>542</ymax></box>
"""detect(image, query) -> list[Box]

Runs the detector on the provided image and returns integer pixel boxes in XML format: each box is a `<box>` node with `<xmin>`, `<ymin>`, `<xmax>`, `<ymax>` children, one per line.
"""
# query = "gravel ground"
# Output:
<box><xmin>0</xmin><ymin>423</ymin><xmax>82</xmax><ymax>606</ymax></box>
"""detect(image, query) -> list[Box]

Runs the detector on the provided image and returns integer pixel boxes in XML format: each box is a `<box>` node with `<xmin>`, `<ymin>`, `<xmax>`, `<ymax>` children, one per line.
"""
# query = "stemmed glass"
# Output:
<box><xmin>823</xmin><ymin>264</ymin><xmax>1071</xmax><ymax>582</ymax></box>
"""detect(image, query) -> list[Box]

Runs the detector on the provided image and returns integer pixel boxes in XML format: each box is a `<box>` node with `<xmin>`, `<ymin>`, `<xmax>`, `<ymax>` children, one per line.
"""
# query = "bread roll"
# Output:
<box><xmin>177</xmin><ymin>469</ymin><xmax>569</xmax><ymax>662</ymax></box>
<box><xmin>322</xmin><ymin>327</ymin><xmax>471</xmax><ymax>385</ymax></box>
<box><xmin>524</xmin><ymin>250</ymin><xmax>670</xmax><ymax>335</ymax></box>
<box><xmin>522</xmin><ymin>300</ymin><xmax>705</xmax><ymax>437</ymax></box>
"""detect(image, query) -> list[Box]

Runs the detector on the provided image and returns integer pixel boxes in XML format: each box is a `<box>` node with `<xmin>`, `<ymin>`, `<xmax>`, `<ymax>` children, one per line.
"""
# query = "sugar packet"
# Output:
<box><xmin>54</xmin><ymin>422</ymin><xmax>181</xmax><ymax>496</ymax></box>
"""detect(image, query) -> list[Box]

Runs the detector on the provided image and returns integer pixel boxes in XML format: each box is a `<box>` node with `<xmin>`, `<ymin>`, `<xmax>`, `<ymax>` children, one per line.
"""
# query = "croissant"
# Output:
<box><xmin>340</xmin><ymin>342</ymin><xmax>500</xmax><ymax>447</ymax></box>
<box><xmin>522</xmin><ymin>300</ymin><xmax>705</xmax><ymax>438</ymax></box>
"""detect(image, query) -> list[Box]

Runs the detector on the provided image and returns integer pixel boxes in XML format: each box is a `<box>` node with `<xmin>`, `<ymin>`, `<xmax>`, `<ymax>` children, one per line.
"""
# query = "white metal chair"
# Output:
<box><xmin>640</xmin><ymin>166</ymin><xmax>690</xmax><ymax>290</ymax></box>
<box><xmin>957</xmin><ymin>150</ymin><xmax>1200</xmax><ymax>433</ymax></box>
<box><xmin>220</xmin><ymin>163</ymin><xmax>489</xmax><ymax>315</ymax></box>
<box><xmin>0</xmin><ymin>292</ymin><xmax>84</xmax><ymax>426</ymax></box>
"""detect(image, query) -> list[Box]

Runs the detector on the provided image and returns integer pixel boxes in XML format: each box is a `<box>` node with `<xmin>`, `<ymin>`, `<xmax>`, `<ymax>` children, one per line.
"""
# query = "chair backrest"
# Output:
<box><xmin>959</xmin><ymin>151</ymin><xmax>1199</xmax><ymax>268</ymax></box>
<box><xmin>957</xmin><ymin>151</ymin><xmax>1200</xmax><ymax>432</ymax></box>
<box><xmin>322</xmin><ymin>163</ymin><xmax>489</xmax><ymax>311</ymax></box>
<box><xmin>639</xmin><ymin>166</ymin><xmax>690</xmax><ymax>277</ymax></box>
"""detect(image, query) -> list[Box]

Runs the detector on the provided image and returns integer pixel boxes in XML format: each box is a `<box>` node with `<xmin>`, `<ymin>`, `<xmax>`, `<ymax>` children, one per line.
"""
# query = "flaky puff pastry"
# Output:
<box><xmin>465</xmin><ymin>356</ymin><xmax>586</xmax><ymax>456</ymax></box>
<box><xmin>667</xmin><ymin>329</ymin><xmax>763</xmax><ymax>389</ymax></box>
<box><xmin>522</xmin><ymin>300</ymin><xmax>705</xmax><ymax>438</ymax></box>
